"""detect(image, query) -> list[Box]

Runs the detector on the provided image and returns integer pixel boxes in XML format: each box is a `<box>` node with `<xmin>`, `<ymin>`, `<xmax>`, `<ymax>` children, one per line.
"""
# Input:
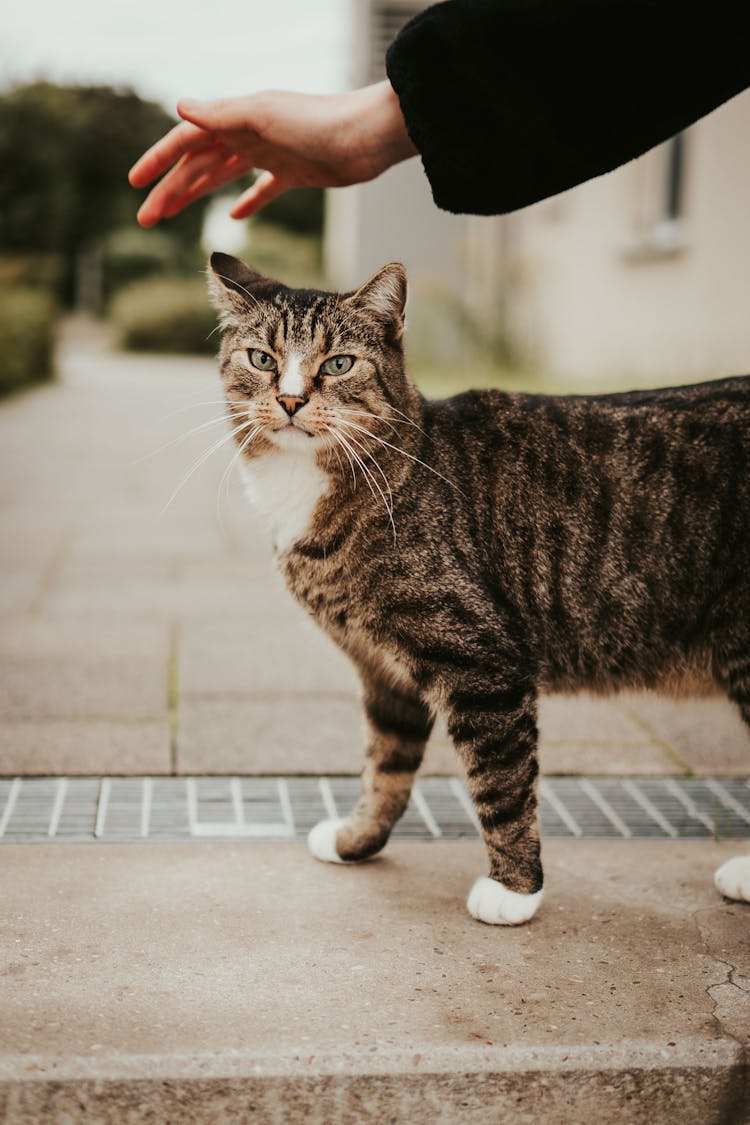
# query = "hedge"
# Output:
<box><xmin>0</xmin><ymin>286</ymin><xmax>57</xmax><ymax>395</ymax></box>
<box><xmin>110</xmin><ymin>276</ymin><xmax>218</xmax><ymax>354</ymax></box>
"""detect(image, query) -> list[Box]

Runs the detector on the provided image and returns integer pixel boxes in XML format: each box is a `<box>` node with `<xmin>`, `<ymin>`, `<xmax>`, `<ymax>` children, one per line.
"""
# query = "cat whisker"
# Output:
<box><xmin>134</xmin><ymin>412</ymin><xmax>239</xmax><ymax>464</ymax></box>
<box><xmin>334</xmin><ymin>429</ymin><xmax>391</xmax><ymax>523</ymax></box>
<box><xmin>322</xmin><ymin>424</ymin><xmax>359</xmax><ymax>490</ymax></box>
<box><xmin>382</xmin><ymin>402</ymin><xmax>431</xmax><ymax>439</ymax></box>
<box><xmin>160</xmin><ymin>399</ymin><xmax>239</xmax><ymax>420</ymax></box>
<box><xmin>335</xmin><ymin>405</ymin><xmax>423</xmax><ymax>435</ymax></box>
<box><xmin>327</xmin><ymin>424</ymin><xmax>397</xmax><ymax>542</ymax></box>
<box><xmin>335</xmin><ymin>417</ymin><xmax>465</xmax><ymax>497</ymax></box>
<box><xmin>321</xmin><ymin>432</ymin><xmax>346</xmax><ymax>478</ymax></box>
<box><xmin>216</xmin><ymin>423</ymin><xmax>264</xmax><ymax>520</ymax></box>
<box><xmin>333</xmin><ymin>424</ymin><xmax>395</xmax><ymax>514</ymax></box>
<box><xmin>159</xmin><ymin>415</ymin><xmax>258</xmax><ymax>515</ymax></box>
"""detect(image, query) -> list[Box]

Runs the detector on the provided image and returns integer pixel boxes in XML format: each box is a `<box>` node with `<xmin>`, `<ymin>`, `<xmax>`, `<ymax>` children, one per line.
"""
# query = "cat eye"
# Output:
<box><xmin>248</xmin><ymin>349</ymin><xmax>277</xmax><ymax>373</ymax></box>
<box><xmin>320</xmin><ymin>355</ymin><xmax>354</xmax><ymax>377</ymax></box>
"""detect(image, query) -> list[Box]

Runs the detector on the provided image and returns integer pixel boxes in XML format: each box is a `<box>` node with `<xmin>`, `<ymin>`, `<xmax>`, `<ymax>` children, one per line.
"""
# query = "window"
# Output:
<box><xmin>625</xmin><ymin>132</ymin><xmax>689</xmax><ymax>261</ymax></box>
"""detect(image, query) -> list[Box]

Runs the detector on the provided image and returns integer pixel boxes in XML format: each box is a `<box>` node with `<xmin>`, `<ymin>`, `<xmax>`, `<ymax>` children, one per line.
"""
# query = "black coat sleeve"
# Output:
<box><xmin>385</xmin><ymin>0</ymin><xmax>750</xmax><ymax>215</ymax></box>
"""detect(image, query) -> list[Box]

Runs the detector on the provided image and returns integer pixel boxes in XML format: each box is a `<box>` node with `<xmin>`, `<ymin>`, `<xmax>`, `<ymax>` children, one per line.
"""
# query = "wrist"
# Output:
<box><xmin>345</xmin><ymin>81</ymin><xmax>417</xmax><ymax>178</ymax></box>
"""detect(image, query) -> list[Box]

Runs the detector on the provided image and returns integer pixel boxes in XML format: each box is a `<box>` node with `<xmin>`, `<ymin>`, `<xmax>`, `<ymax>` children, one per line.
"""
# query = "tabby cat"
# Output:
<box><xmin>208</xmin><ymin>251</ymin><xmax>750</xmax><ymax>925</ymax></box>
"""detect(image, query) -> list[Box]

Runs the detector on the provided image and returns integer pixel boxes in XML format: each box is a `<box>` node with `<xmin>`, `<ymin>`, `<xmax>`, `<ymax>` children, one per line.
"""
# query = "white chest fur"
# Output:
<box><xmin>240</xmin><ymin>444</ymin><xmax>329</xmax><ymax>554</ymax></box>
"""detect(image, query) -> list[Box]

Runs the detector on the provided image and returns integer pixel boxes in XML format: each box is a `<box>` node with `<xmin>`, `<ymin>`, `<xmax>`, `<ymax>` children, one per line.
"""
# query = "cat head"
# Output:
<box><xmin>208</xmin><ymin>252</ymin><xmax>420</xmax><ymax>461</ymax></box>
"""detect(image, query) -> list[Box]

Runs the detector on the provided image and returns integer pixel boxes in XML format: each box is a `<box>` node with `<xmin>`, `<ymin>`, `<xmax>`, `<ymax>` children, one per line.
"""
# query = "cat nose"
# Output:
<box><xmin>276</xmin><ymin>394</ymin><xmax>306</xmax><ymax>417</ymax></box>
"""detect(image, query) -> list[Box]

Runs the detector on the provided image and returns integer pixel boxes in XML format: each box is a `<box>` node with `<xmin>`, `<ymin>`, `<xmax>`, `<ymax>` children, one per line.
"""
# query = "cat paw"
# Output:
<box><xmin>467</xmin><ymin>876</ymin><xmax>543</xmax><ymax>926</ymax></box>
<box><xmin>307</xmin><ymin>818</ymin><xmax>350</xmax><ymax>864</ymax></box>
<box><xmin>714</xmin><ymin>855</ymin><xmax>750</xmax><ymax>902</ymax></box>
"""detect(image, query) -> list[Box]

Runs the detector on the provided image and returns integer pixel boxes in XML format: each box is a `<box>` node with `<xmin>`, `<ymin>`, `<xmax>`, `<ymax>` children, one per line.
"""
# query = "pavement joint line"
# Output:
<box><xmin>167</xmin><ymin>620</ymin><xmax>179</xmax><ymax>774</ymax></box>
<box><xmin>613</xmin><ymin>698</ymin><xmax>694</xmax><ymax>776</ymax></box>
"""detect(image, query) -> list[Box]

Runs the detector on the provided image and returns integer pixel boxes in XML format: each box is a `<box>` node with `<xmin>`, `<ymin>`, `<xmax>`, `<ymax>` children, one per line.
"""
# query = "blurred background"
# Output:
<box><xmin>3</xmin><ymin>0</ymin><xmax>749</xmax><ymax>400</ymax></box>
<box><xmin>1</xmin><ymin>1</ymin><xmax>749</xmax><ymax>783</ymax></box>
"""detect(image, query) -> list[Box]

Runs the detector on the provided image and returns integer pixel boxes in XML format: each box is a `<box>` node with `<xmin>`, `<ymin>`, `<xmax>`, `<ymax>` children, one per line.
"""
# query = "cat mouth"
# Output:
<box><xmin>274</xmin><ymin>421</ymin><xmax>314</xmax><ymax>439</ymax></box>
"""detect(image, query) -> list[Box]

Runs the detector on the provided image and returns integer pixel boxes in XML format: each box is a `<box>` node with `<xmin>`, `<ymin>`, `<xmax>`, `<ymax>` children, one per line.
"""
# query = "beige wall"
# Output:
<box><xmin>325</xmin><ymin>0</ymin><xmax>749</xmax><ymax>385</ymax></box>
<box><xmin>498</xmin><ymin>92</ymin><xmax>750</xmax><ymax>384</ymax></box>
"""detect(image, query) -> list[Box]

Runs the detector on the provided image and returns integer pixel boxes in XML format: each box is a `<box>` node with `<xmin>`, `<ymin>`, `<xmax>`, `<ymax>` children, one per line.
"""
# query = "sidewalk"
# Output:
<box><xmin>0</xmin><ymin>318</ymin><xmax>748</xmax><ymax>779</ymax></box>
<box><xmin>0</xmin><ymin>320</ymin><xmax>748</xmax><ymax>1122</ymax></box>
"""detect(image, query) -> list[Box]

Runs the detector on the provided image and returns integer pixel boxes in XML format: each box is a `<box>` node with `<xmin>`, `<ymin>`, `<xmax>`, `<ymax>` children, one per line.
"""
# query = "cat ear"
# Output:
<box><xmin>347</xmin><ymin>263</ymin><xmax>407</xmax><ymax>336</ymax></box>
<box><xmin>207</xmin><ymin>252</ymin><xmax>280</xmax><ymax>326</ymax></box>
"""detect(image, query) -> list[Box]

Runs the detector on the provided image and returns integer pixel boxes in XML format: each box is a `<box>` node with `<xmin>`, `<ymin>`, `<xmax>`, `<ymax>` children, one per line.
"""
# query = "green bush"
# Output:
<box><xmin>0</xmin><ymin>252</ymin><xmax>64</xmax><ymax>293</ymax></box>
<box><xmin>110</xmin><ymin>277</ymin><xmax>218</xmax><ymax>354</ymax></box>
<box><xmin>255</xmin><ymin>186</ymin><xmax>324</xmax><ymax>236</ymax></box>
<box><xmin>241</xmin><ymin>222</ymin><xmax>324</xmax><ymax>289</ymax></box>
<box><xmin>0</xmin><ymin>286</ymin><xmax>57</xmax><ymax>395</ymax></box>
<box><xmin>100</xmin><ymin>227</ymin><xmax>184</xmax><ymax>305</ymax></box>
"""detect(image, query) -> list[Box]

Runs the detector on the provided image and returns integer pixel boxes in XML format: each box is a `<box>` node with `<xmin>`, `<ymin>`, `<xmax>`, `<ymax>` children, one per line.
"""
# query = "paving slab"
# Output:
<box><xmin>1</xmin><ymin>322</ymin><xmax>749</xmax><ymax>781</ymax></box>
<box><xmin>0</xmin><ymin>619</ymin><xmax>170</xmax><ymax>662</ymax></box>
<box><xmin>0</xmin><ymin>720</ymin><xmax>171</xmax><ymax>775</ymax></box>
<box><xmin>177</xmin><ymin>695</ymin><xmax>367</xmax><ymax>774</ymax></box>
<box><xmin>179</xmin><ymin>616</ymin><xmax>359</xmax><ymax>697</ymax></box>
<box><xmin>622</xmin><ymin>693</ymin><xmax>750</xmax><ymax>776</ymax></box>
<box><xmin>0</xmin><ymin>841</ymin><xmax>747</xmax><ymax>1123</ymax></box>
<box><xmin>0</xmin><ymin>657</ymin><xmax>166</xmax><ymax>723</ymax></box>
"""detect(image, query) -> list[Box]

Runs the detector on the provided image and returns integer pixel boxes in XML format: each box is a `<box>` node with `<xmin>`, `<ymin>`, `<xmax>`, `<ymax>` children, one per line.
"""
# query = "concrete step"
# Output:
<box><xmin>1</xmin><ymin>840</ymin><xmax>748</xmax><ymax>1123</ymax></box>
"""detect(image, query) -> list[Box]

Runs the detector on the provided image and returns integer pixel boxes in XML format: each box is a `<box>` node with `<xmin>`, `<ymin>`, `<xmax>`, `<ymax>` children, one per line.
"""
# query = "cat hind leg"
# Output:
<box><xmin>714</xmin><ymin>855</ymin><xmax>750</xmax><ymax>902</ymax></box>
<box><xmin>713</xmin><ymin>639</ymin><xmax>750</xmax><ymax>903</ymax></box>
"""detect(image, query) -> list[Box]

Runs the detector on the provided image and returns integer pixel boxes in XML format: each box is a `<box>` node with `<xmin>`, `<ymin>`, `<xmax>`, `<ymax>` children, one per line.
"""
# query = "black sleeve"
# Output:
<box><xmin>385</xmin><ymin>0</ymin><xmax>750</xmax><ymax>215</ymax></box>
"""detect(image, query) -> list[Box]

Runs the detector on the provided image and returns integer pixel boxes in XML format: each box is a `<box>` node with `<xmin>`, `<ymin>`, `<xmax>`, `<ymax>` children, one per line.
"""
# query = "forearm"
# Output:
<box><xmin>386</xmin><ymin>0</ymin><xmax>750</xmax><ymax>215</ymax></box>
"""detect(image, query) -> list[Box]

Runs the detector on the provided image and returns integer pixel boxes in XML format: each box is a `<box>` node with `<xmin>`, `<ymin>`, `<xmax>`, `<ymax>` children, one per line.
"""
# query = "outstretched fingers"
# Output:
<box><xmin>229</xmin><ymin>171</ymin><xmax>287</xmax><ymax>219</ymax></box>
<box><xmin>129</xmin><ymin>120</ymin><xmax>215</xmax><ymax>189</ymax></box>
<box><xmin>161</xmin><ymin>154</ymin><xmax>256</xmax><ymax>220</ymax></box>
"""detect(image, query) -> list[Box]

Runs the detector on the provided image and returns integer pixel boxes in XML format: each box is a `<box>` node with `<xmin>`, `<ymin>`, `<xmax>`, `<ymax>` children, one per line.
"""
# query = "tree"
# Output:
<box><xmin>0</xmin><ymin>83</ymin><xmax>209</xmax><ymax>303</ymax></box>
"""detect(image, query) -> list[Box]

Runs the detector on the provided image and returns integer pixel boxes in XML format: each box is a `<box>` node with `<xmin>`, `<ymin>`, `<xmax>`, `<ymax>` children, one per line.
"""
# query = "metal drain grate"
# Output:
<box><xmin>0</xmin><ymin>776</ymin><xmax>749</xmax><ymax>844</ymax></box>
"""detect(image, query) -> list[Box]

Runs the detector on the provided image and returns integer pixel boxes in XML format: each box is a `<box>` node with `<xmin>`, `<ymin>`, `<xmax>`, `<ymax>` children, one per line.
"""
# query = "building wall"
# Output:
<box><xmin>498</xmin><ymin>92</ymin><xmax>750</xmax><ymax>384</ymax></box>
<box><xmin>325</xmin><ymin>2</ymin><xmax>750</xmax><ymax>385</ymax></box>
<box><xmin>324</xmin><ymin>0</ymin><xmax>476</xmax><ymax>363</ymax></box>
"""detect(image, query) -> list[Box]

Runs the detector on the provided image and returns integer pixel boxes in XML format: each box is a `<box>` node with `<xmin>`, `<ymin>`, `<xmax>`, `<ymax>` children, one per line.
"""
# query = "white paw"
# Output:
<box><xmin>714</xmin><ymin>855</ymin><xmax>750</xmax><ymax>902</ymax></box>
<box><xmin>307</xmin><ymin>818</ymin><xmax>350</xmax><ymax>864</ymax></box>
<box><xmin>467</xmin><ymin>876</ymin><xmax>543</xmax><ymax>926</ymax></box>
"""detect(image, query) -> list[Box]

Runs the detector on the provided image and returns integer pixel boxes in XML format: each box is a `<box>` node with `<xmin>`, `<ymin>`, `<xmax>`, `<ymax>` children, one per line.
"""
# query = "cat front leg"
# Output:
<box><xmin>308</xmin><ymin>670</ymin><xmax>434</xmax><ymax>864</ymax></box>
<box><xmin>442</xmin><ymin>675</ymin><xmax>543</xmax><ymax>925</ymax></box>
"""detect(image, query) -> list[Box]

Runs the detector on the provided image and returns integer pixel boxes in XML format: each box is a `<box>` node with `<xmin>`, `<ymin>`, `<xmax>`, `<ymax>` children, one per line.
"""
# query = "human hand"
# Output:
<box><xmin>128</xmin><ymin>81</ymin><xmax>417</xmax><ymax>227</ymax></box>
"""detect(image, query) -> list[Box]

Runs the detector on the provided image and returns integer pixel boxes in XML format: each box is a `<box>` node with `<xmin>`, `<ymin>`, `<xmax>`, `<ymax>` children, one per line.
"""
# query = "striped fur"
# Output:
<box><xmin>209</xmin><ymin>253</ymin><xmax>750</xmax><ymax>914</ymax></box>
